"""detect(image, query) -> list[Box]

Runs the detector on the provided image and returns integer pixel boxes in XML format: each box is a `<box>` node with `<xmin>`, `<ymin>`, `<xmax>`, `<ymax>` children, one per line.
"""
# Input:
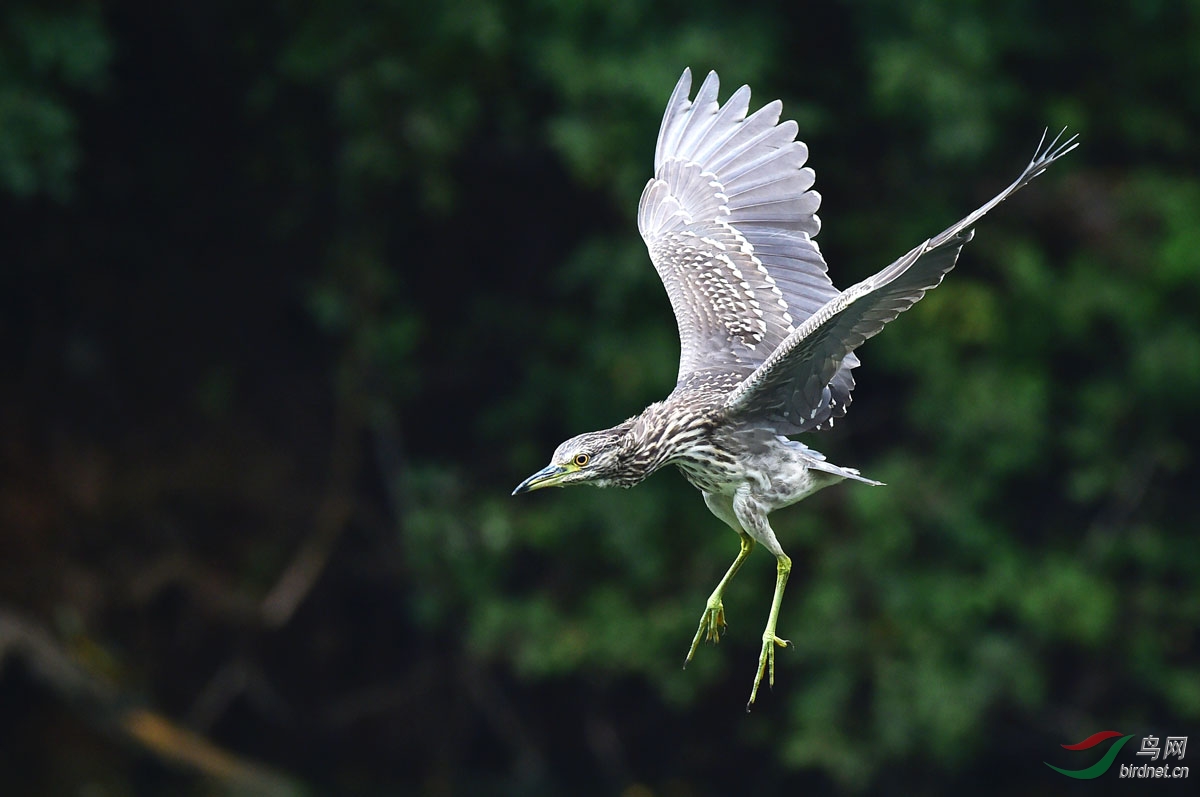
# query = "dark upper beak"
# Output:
<box><xmin>512</xmin><ymin>463</ymin><xmax>569</xmax><ymax>495</ymax></box>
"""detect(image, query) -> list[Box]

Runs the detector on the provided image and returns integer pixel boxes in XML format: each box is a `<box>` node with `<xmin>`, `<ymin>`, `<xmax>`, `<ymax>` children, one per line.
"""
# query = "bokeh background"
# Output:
<box><xmin>2</xmin><ymin>1</ymin><xmax>1198</xmax><ymax>794</ymax></box>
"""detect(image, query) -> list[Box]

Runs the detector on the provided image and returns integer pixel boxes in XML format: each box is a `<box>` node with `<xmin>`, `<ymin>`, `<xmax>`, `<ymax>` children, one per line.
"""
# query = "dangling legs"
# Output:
<box><xmin>689</xmin><ymin>487</ymin><xmax>798</xmax><ymax>707</ymax></box>
<box><xmin>728</xmin><ymin>486</ymin><xmax>794</xmax><ymax>710</ymax></box>
<box><xmin>747</xmin><ymin>551</ymin><xmax>791</xmax><ymax>709</ymax></box>
<box><xmin>684</xmin><ymin>531</ymin><xmax>755</xmax><ymax>667</ymax></box>
<box><xmin>684</xmin><ymin>491</ymin><xmax>756</xmax><ymax>666</ymax></box>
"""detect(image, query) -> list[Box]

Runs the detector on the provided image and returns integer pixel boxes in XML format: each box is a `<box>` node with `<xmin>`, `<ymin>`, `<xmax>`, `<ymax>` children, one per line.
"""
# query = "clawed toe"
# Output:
<box><xmin>746</xmin><ymin>634</ymin><xmax>790</xmax><ymax>709</ymax></box>
<box><xmin>684</xmin><ymin>602</ymin><xmax>727</xmax><ymax>667</ymax></box>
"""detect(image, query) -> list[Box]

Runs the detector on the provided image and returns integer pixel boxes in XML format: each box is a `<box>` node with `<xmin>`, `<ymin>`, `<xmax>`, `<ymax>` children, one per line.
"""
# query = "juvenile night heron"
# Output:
<box><xmin>514</xmin><ymin>68</ymin><xmax>1076</xmax><ymax>708</ymax></box>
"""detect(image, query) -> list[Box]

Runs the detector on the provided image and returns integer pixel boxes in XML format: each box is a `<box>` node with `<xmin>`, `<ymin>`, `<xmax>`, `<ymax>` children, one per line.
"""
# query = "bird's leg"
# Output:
<box><xmin>685</xmin><ymin>532</ymin><xmax>755</xmax><ymax>667</ymax></box>
<box><xmin>747</xmin><ymin>552</ymin><xmax>792</xmax><ymax>710</ymax></box>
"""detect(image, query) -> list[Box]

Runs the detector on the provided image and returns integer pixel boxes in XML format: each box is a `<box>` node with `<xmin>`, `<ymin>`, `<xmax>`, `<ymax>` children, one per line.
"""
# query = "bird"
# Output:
<box><xmin>513</xmin><ymin>68</ymin><xmax>1077</xmax><ymax>709</ymax></box>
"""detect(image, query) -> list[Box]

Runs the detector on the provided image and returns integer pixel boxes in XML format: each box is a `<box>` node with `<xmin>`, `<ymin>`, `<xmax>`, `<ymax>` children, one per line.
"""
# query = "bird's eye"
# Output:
<box><xmin>573</xmin><ymin>453</ymin><xmax>590</xmax><ymax>467</ymax></box>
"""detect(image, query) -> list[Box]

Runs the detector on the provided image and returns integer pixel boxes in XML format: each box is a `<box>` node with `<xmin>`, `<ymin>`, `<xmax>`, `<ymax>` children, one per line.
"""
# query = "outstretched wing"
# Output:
<box><xmin>638</xmin><ymin>69</ymin><xmax>857</xmax><ymax>412</ymax></box>
<box><xmin>723</xmin><ymin>129</ymin><xmax>1079</xmax><ymax>432</ymax></box>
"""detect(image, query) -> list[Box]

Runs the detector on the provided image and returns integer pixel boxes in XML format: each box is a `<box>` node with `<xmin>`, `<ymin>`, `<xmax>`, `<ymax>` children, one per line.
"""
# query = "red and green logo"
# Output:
<box><xmin>1045</xmin><ymin>730</ymin><xmax>1135</xmax><ymax>779</ymax></box>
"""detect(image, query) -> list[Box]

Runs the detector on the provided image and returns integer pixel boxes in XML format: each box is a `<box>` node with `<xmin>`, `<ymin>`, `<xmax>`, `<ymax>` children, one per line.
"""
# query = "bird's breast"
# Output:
<box><xmin>671</xmin><ymin>437</ymin><xmax>745</xmax><ymax>495</ymax></box>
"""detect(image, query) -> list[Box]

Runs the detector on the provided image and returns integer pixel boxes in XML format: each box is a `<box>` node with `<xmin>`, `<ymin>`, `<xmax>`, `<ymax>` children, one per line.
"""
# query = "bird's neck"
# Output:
<box><xmin>614</xmin><ymin>401</ymin><xmax>713</xmax><ymax>484</ymax></box>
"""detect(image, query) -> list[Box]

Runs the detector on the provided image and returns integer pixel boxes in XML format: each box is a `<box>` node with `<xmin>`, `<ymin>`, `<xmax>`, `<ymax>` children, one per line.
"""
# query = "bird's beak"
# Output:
<box><xmin>512</xmin><ymin>463</ymin><xmax>572</xmax><ymax>495</ymax></box>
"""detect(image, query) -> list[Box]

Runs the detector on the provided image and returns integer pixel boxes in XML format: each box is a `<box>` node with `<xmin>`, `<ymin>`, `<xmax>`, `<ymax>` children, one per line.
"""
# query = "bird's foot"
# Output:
<box><xmin>746</xmin><ymin>632</ymin><xmax>790</xmax><ymax>710</ymax></box>
<box><xmin>683</xmin><ymin>599</ymin><xmax>727</xmax><ymax>668</ymax></box>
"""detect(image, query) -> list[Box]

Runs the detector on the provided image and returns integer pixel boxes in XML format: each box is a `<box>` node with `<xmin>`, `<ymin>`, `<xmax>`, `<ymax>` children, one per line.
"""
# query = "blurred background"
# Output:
<box><xmin>1</xmin><ymin>1</ymin><xmax>1198</xmax><ymax>794</ymax></box>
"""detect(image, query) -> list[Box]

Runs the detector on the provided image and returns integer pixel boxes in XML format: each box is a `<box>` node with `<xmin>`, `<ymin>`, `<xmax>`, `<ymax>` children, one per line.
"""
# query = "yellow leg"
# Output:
<box><xmin>684</xmin><ymin>533</ymin><xmax>755</xmax><ymax>668</ymax></box>
<box><xmin>747</xmin><ymin>552</ymin><xmax>791</xmax><ymax>710</ymax></box>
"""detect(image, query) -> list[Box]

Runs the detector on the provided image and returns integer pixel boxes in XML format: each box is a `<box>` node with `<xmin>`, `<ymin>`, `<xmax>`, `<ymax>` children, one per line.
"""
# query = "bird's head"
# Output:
<box><xmin>512</xmin><ymin>425</ymin><xmax>635</xmax><ymax>495</ymax></box>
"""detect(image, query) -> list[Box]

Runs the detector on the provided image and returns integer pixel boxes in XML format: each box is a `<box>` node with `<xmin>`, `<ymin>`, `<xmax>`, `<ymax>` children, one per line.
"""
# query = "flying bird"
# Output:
<box><xmin>513</xmin><ymin>68</ymin><xmax>1076</xmax><ymax>709</ymax></box>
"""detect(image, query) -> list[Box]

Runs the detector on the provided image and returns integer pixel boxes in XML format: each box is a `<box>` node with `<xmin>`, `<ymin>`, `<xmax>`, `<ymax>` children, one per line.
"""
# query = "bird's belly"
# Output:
<box><xmin>743</xmin><ymin>439</ymin><xmax>848</xmax><ymax>510</ymax></box>
<box><xmin>675</xmin><ymin>435</ymin><xmax>844</xmax><ymax>507</ymax></box>
<box><xmin>752</xmin><ymin>459</ymin><xmax>832</xmax><ymax>510</ymax></box>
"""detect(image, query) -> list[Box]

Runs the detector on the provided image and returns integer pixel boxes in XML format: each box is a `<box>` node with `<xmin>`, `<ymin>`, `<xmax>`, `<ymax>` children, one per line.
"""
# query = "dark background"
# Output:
<box><xmin>1</xmin><ymin>1</ymin><xmax>1197</xmax><ymax>794</ymax></box>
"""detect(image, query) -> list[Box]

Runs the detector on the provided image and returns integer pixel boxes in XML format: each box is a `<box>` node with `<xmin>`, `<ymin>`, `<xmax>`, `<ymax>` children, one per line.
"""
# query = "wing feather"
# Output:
<box><xmin>639</xmin><ymin>69</ymin><xmax>849</xmax><ymax>398</ymax></box>
<box><xmin>723</xmin><ymin>129</ymin><xmax>1079</xmax><ymax>431</ymax></box>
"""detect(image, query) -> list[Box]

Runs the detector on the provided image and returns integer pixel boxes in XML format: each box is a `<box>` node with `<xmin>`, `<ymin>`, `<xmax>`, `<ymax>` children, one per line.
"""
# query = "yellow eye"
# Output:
<box><xmin>573</xmin><ymin>453</ymin><xmax>590</xmax><ymax>467</ymax></box>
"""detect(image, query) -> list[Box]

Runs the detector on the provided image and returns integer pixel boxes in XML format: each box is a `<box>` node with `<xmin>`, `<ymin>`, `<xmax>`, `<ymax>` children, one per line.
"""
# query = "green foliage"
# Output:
<box><xmin>0</xmin><ymin>4</ymin><xmax>109</xmax><ymax>198</ymax></box>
